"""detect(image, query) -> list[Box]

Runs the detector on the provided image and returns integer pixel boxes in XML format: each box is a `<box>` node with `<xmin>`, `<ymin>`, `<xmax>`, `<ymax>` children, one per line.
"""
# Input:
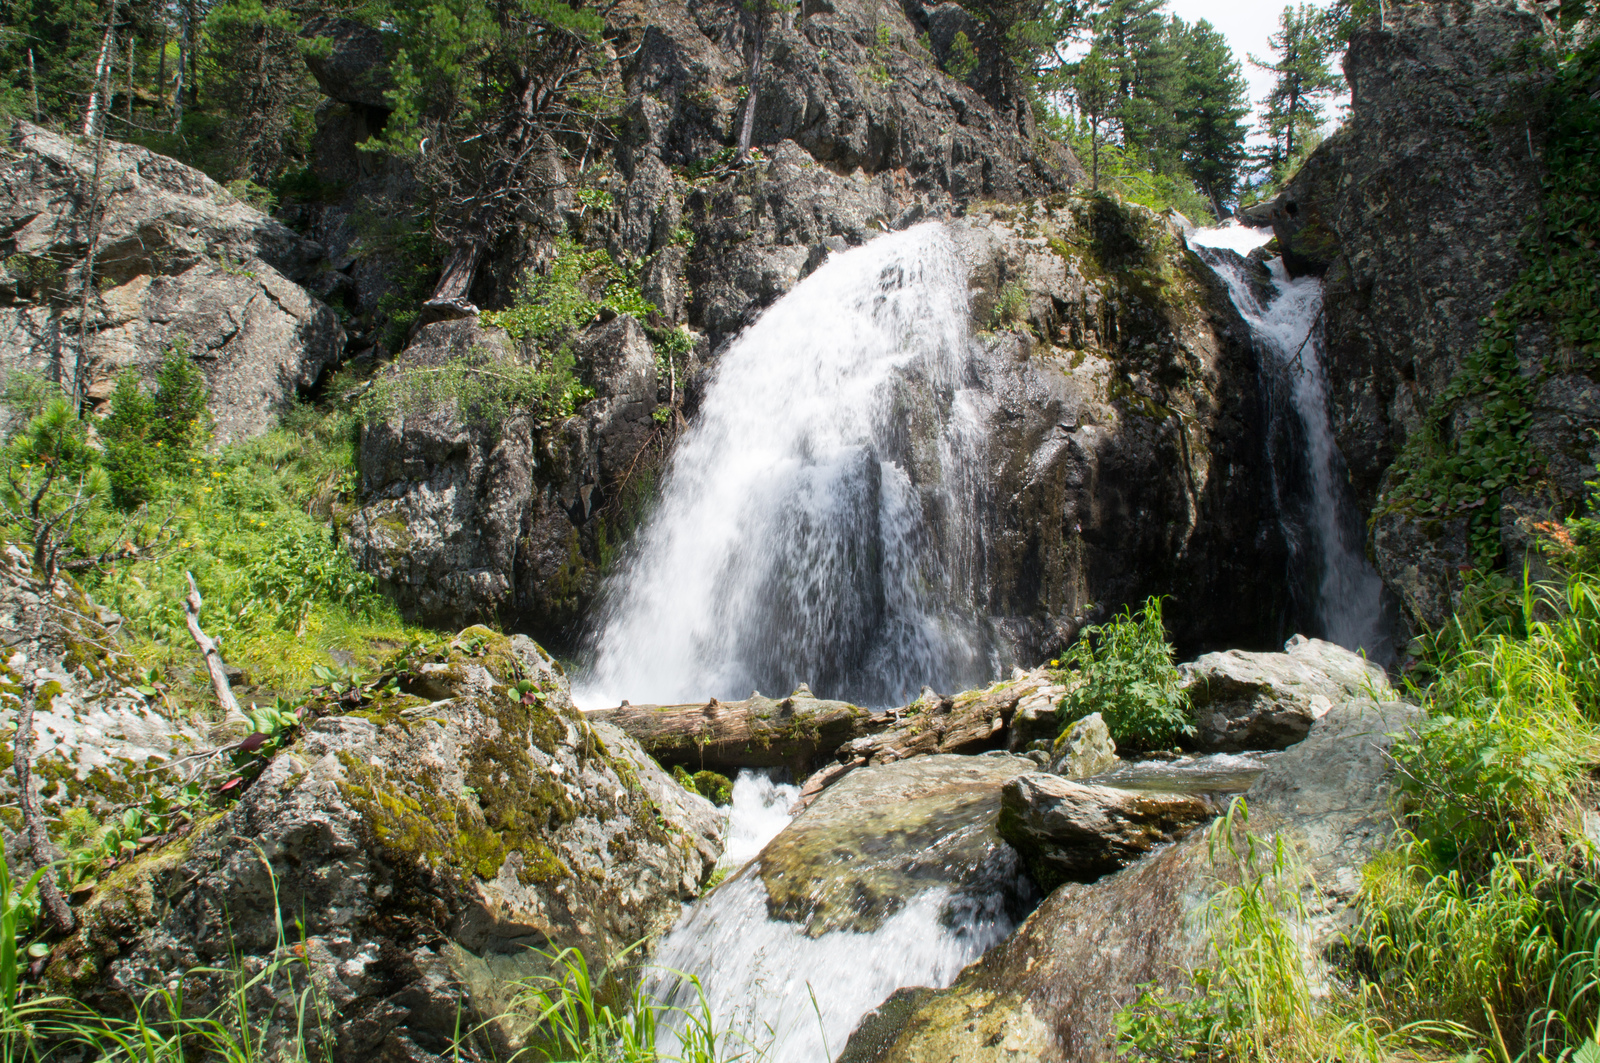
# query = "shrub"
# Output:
<box><xmin>100</xmin><ymin>338</ymin><xmax>214</xmax><ymax>508</ymax></box>
<box><xmin>1053</xmin><ymin>596</ymin><xmax>1191</xmax><ymax>751</ymax></box>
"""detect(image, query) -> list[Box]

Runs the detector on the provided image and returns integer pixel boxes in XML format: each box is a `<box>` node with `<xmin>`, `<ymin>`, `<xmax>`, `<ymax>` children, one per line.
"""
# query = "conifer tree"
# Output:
<box><xmin>1175</xmin><ymin>18</ymin><xmax>1250</xmax><ymax>216</ymax></box>
<box><xmin>1250</xmin><ymin>3</ymin><xmax>1343</xmax><ymax>170</ymax></box>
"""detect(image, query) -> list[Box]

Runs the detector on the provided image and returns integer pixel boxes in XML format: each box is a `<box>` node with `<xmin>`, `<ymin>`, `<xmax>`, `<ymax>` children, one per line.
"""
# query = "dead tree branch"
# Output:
<box><xmin>13</xmin><ymin>695</ymin><xmax>75</xmax><ymax>933</ymax></box>
<box><xmin>183</xmin><ymin>572</ymin><xmax>249</xmax><ymax>737</ymax></box>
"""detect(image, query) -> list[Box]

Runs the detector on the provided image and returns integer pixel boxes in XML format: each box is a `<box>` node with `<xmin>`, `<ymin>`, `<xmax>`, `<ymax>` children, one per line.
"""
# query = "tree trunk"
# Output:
<box><xmin>183</xmin><ymin>572</ymin><xmax>251</xmax><ymax>738</ymax></box>
<box><xmin>735</xmin><ymin>11</ymin><xmax>766</xmax><ymax>161</ymax></box>
<box><xmin>156</xmin><ymin>25</ymin><xmax>166</xmax><ymax>117</ymax></box>
<box><xmin>172</xmin><ymin>0</ymin><xmax>189</xmax><ymax>131</ymax></box>
<box><xmin>125</xmin><ymin>34</ymin><xmax>135</xmax><ymax>127</ymax></box>
<box><xmin>1092</xmin><ymin>124</ymin><xmax>1099</xmax><ymax>189</ymax></box>
<box><xmin>14</xmin><ymin>696</ymin><xmax>76</xmax><ymax>933</ymax></box>
<box><xmin>82</xmin><ymin>2</ymin><xmax>120</xmax><ymax>137</ymax></box>
<box><xmin>27</xmin><ymin>48</ymin><xmax>40</xmax><ymax>121</ymax></box>
<box><xmin>590</xmin><ymin>691</ymin><xmax>875</xmax><ymax>777</ymax></box>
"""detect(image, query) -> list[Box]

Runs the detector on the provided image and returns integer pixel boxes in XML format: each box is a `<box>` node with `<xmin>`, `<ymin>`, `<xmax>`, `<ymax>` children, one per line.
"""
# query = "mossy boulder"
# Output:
<box><xmin>50</xmin><ymin>627</ymin><xmax>722</xmax><ymax>1062</ymax></box>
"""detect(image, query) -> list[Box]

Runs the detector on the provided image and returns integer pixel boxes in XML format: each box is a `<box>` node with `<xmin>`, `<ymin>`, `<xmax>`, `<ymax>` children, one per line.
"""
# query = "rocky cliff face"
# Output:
<box><xmin>344</xmin><ymin>192</ymin><xmax>1289</xmax><ymax>660</ymax></box>
<box><xmin>0</xmin><ymin>123</ymin><xmax>344</xmax><ymax>441</ymax></box>
<box><xmin>1240</xmin><ymin>1</ymin><xmax>1579</xmax><ymax>629</ymax></box>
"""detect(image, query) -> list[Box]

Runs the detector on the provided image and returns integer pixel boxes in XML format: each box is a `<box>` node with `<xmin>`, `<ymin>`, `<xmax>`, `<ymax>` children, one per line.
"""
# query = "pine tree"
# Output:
<box><xmin>1175</xmin><ymin>18</ymin><xmax>1250</xmax><ymax>216</ymax></box>
<box><xmin>202</xmin><ymin>0</ymin><xmax>317</xmax><ymax>183</ymax></box>
<box><xmin>367</xmin><ymin>0</ymin><xmax>618</xmax><ymax>314</ymax></box>
<box><xmin>1071</xmin><ymin>44</ymin><xmax>1115</xmax><ymax>188</ymax></box>
<box><xmin>1250</xmin><ymin>3</ymin><xmax>1343</xmax><ymax>170</ymax></box>
<box><xmin>1088</xmin><ymin>0</ymin><xmax>1176</xmax><ymax>161</ymax></box>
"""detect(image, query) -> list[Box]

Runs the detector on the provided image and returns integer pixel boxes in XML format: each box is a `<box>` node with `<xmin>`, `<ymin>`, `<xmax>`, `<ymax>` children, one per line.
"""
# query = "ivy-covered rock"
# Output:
<box><xmin>49</xmin><ymin>627</ymin><xmax>721</xmax><ymax>1063</ymax></box>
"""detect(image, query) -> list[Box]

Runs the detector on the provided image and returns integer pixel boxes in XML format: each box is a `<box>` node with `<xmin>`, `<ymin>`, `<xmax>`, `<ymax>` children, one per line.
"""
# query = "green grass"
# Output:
<box><xmin>81</xmin><ymin>401</ymin><xmax>427</xmax><ymax>703</ymax></box>
<box><xmin>1117</xmin><ymin>548</ymin><xmax>1600</xmax><ymax>1063</ymax></box>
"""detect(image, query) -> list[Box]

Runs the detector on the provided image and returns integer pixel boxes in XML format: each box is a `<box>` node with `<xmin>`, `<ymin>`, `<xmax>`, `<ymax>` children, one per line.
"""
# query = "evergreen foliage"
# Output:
<box><xmin>1050</xmin><ymin>0</ymin><xmax>1251</xmax><ymax>219</ymax></box>
<box><xmin>1249</xmin><ymin>4</ymin><xmax>1343</xmax><ymax>172</ymax></box>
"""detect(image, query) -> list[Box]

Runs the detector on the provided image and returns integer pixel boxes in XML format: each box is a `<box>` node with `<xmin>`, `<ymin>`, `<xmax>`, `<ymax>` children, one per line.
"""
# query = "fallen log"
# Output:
<box><xmin>587</xmin><ymin>688</ymin><xmax>874</xmax><ymax>777</ymax></box>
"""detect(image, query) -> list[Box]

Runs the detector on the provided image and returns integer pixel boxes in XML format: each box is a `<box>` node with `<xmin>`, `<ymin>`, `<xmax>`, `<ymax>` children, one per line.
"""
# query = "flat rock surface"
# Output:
<box><xmin>1181</xmin><ymin>634</ymin><xmax>1392</xmax><ymax>752</ymax></box>
<box><xmin>758</xmin><ymin>753</ymin><xmax>1037</xmax><ymax>936</ymax></box>
<box><xmin>997</xmin><ymin>774</ymin><xmax>1213</xmax><ymax>891</ymax></box>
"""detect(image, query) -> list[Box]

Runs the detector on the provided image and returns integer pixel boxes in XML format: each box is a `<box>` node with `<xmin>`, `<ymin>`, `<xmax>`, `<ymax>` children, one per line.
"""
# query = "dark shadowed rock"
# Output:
<box><xmin>345</xmin><ymin>314</ymin><xmax>665</xmax><ymax>639</ymax></box>
<box><xmin>1241</xmin><ymin>2</ymin><xmax>1569</xmax><ymax>632</ymax></box>
<box><xmin>758</xmin><ymin>753</ymin><xmax>1037</xmax><ymax>936</ymax></box>
<box><xmin>997</xmin><ymin>773</ymin><xmax>1212</xmax><ymax>891</ymax></box>
<box><xmin>301</xmin><ymin>17</ymin><xmax>394</xmax><ymax>110</ymax></box>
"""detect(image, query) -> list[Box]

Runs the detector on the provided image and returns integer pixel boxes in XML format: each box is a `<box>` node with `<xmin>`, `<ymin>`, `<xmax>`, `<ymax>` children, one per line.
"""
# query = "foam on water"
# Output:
<box><xmin>650</xmin><ymin>872</ymin><xmax>1021</xmax><ymax>1063</ymax></box>
<box><xmin>720</xmin><ymin>770</ymin><xmax>801</xmax><ymax>869</ymax></box>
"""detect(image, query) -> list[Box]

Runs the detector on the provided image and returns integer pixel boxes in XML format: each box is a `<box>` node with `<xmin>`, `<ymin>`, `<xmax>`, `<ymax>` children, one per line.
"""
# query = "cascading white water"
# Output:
<box><xmin>649</xmin><ymin>876</ymin><xmax>1019</xmax><ymax>1063</ymax></box>
<box><xmin>1189</xmin><ymin>224</ymin><xmax>1388</xmax><ymax>657</ymax></box>
<box><xmin>577</xmin><ymin>224</ymin><xmax>1002</xmax><ymax>709</ymax></box>
<box><xmin>719</xmin><ymin>770</ymin><xmax>801</xmax><ymax>869</ymax></box>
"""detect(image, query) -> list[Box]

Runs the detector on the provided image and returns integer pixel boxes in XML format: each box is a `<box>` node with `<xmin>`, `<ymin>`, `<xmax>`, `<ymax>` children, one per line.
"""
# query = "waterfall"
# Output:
<box><xmin>577</xmin><ymin>223</ymin><xmax>1002</xmax><ymax>709</ymax></box>
<box><xmin>1189</xmin><ymin>224</ymin><xmax>1389</xmax><ymax>659</ymax></box>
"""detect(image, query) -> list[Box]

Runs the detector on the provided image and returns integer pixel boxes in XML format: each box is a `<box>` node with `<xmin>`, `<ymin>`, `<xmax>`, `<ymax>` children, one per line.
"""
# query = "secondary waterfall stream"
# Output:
<box><xmin>576</xmin><ymin>223</ymin><xmax>1003</xmax><ymax>709</ymax></box>
<box><xmin>1189</xmin><ymin>224</ymin><xmax>1389</xmax><ymax>658</ymax></box>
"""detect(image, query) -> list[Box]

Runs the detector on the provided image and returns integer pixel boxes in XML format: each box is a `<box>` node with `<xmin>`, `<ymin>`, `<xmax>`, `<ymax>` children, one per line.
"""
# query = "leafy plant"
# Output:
<box><xmin>672</xmin><ymin>766</ymin><xmax>733</xmax><ymax>807</ymax></box>
<box><xmin>944</xmin><ymin>30</ymin><xmax>979</xmax><ymax>80</ymax></box>
<box><xmin>483</xmin><ymin>239</ymin><xmax>657</xmax><ymax>344</ymax></box>
<box><xmin>1053</xmin><ymin>596</ymin><xmax>1191</xmax><ymax>751</ymax></box>
<box><xmin>238</xmin><ymin>525</ymin><xmax>381</xmax><ymax>635</ymax></box>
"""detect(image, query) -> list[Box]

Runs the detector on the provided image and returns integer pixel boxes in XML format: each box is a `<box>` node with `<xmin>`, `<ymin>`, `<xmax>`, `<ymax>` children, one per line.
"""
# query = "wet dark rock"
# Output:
<box><xmin>997</xmin><ymin>773</ymin><xmax>1212</xmax><ymax>891</ymax></box>
<box><xmin>1242</xmin><ymin>2</ymin><xmax>1568</xmax><ymax>631</ymax></box>
<box><xmin>758</xmin><ymin>753</ymin><xmax>1036</xmax><ymax>936</ymax></box>
<box><xmin>943</xmin><ymin>199</ymin><xmax>1288</xmax><ymax>658</ymax></box>
<box><xmin>1180</xmin><ymin>634</ymin><xmax>1392</xmax><ymax>752</ymax></box>
<box><xmin>345</xmin><ymin>314</ymin><xmax>665</xmax><ymax>639</ymax></box>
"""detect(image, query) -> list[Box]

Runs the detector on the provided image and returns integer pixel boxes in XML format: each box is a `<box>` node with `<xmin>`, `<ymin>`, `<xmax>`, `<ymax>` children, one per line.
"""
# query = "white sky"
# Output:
<box><xmin>1164</xmin><ymin>0</ymin><xmax>1347</xmax><ymax>136</ymax></box>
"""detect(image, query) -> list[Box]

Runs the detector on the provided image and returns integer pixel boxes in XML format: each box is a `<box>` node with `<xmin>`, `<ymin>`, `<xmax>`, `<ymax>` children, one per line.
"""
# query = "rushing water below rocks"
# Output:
<box><xmin>576</xmin><ymin>224</ymin><xmax>1004</xmax><ymax>709</ymax></box>
<box><xmin>652</xmin><ymin>758</ymin><xmax>1035</xmax><ymax>1063</ymax></box>
<box><xmin>577</xmin><ymin>222</ymin><xmax>1393</xmax><ymax>1063</ymax></box>
<box><xmin>1189</xmin><ymin>224</ymin><xmax>1390</xmax><ymax>661</ymax></box>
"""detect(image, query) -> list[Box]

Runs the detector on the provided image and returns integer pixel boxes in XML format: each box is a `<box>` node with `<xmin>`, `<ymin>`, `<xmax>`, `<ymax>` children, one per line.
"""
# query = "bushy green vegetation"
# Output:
<box><xmin>0</xmin><ymin>354</ymin><xmax>420</xmax><ymax>700</ymax></box>
<box><xmin>1051</xmin><ymin>595</ymin><xmax>1192</xmax><ymax>751</ymax></box>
